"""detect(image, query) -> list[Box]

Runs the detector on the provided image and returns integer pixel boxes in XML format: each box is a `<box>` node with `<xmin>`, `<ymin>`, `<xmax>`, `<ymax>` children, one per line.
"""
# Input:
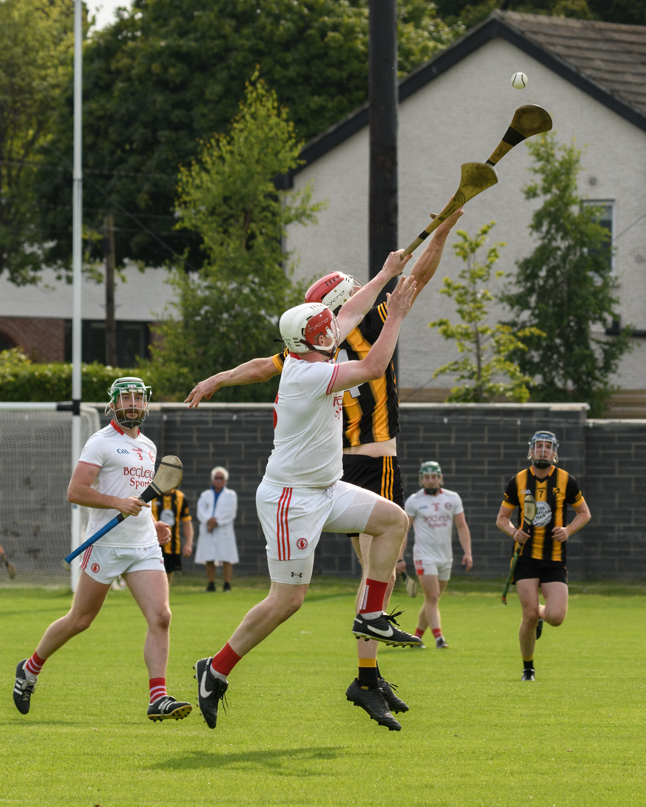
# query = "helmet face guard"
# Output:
<box><xmin>528</xmin><ymin>431</ymin><xmax>559</xmax><ymax>469</ymax></box>
<box><xmin>106</xmin><ymin>376</ymin><xmax>151</xmax><ymax>429</ymax></box>
<box><xmin>419</xmin><ymin>460</ymin><xmax>442</xmax><ymax>491</ymax></box>
<box><xmin>280</xmin><ymin>303</ymin><xmax>340</xmax><ymax>359</ymax></box>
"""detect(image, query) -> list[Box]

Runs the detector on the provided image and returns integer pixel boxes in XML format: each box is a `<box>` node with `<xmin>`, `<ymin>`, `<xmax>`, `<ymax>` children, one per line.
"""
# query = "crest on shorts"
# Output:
<box><xmin>296</xmin><ymin>538</ymin><xmax>308</xmax><ymax>551</ymax></box>
<box><xmin>91</xmin><ymin>563</ymin><xmax>100</xmax><ymax>573</ymax></box>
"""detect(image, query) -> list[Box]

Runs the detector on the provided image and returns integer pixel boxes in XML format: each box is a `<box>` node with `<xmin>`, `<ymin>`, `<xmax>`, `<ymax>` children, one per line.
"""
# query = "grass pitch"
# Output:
<box><xmin>1</xmin><ymin>577</ymin><xmax>645</xmax><ymax>806</ymax></box>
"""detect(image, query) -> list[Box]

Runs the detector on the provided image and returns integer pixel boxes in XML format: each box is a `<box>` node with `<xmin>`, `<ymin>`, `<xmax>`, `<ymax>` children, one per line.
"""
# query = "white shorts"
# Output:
<box><xmin>257</xmin><ymin>479</ymin><xmax>379</xmax><ymax>585</ymax></box>
<box><xmin>80</xmin><ymin>543</ymin><xmax>165</xmax><ymax>585</ymax></box>
<box><xmin>415</xmin><ymin>556</ymin><xmax>452</xmax><ymax>581</ymax></box>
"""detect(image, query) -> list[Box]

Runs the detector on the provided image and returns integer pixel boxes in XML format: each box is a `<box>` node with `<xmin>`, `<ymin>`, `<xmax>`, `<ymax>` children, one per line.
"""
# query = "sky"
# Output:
<box><xmin>84</xmin><ymin>0</ymin><xmax>133</xmax><ymax>31</ymax></box>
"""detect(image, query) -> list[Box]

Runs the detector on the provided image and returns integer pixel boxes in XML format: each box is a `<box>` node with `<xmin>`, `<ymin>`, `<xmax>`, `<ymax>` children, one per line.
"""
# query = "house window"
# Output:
<box><xmin>583</xmin><ymin>200</ymin><xmax>614</xmax><ymax>275</ymax></box>
<box><xmin>64</xmin><ymin>320</ymin><xmax>150</xmax><ymax>367</ymax></box>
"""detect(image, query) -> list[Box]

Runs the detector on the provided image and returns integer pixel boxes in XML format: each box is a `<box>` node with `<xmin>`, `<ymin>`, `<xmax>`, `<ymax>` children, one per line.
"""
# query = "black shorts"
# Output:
<box><xmin>162</xmin><ymin>552</ymin><xmax>182</xmax><ymax>573</ymax></box>
<box><xmin>341</xmin><ymin>454</ymin><xmax>404</xmax><ymax>537</ymax></box>
<box><xmin>513</xmin><ymin>556</ymin><xmax>568</xmax><ymax>585</ymax></box>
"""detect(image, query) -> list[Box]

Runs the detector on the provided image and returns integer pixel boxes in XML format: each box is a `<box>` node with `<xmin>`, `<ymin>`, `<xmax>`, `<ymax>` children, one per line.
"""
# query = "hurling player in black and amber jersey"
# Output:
<box><xmin>496</xmin><ymin>432</ymin><xmax>591</xmax><ymax>682</ymax></box>
<box><xmin>185</xmin><ymin>203</ymin><xmax>464</xmax><ymax>730</ymax></box>
<box><xmin>150</xmin><ymin>489</ymin><xmax>193</xmax><ymax>586</ymax></box>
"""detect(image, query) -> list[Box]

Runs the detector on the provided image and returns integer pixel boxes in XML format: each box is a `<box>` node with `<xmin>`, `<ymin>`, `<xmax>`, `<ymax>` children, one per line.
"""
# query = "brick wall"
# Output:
<box><xmin>0</xmin><ymin>317</ymin><xmax>65</xmax><ymax>362</ymax></box>
<box><xmin>89</xmin><ymin>403</ymin><xmax>646</xmax><ymax>581</ymax></box>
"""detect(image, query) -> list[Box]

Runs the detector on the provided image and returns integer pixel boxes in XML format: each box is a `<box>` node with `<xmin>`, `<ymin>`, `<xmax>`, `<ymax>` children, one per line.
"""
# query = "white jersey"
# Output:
<box><xmin>78</xmin><ymin>420</ymin><xmax>158</xmax><ymax>547</ymax></box>
<box><xmin>405</xmin><ymin>487</ymin><xmax>464</xmax><ymax>565</ymax></box>
<box><xmin>263</xmin><ymin>355</ymin><xmax>344</xmax><ymax>489</ymax></box>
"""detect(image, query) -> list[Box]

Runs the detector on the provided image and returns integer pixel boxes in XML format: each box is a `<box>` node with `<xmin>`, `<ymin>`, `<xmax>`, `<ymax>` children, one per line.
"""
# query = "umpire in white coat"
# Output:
<box><xmin>195</xmin><ymin>467</ymin><xmax>239</xmax><ymax>592</ymax></box>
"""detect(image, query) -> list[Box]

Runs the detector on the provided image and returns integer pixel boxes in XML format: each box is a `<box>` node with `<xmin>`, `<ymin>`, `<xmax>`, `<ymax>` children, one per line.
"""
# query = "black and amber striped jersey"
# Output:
<box><xmin>272</xmin><ymin>302</ymin><xmax>398</xmax><ymax>448</ymax></box>
<box><xmin>150</xmin><ymin>489</ymin><xmax>191</xmax><ymax>555</ymax></box>
<box><xmin>501</xmin><ymin>466</ymin><xmax>585</xmax><ymax>563</ymax></box>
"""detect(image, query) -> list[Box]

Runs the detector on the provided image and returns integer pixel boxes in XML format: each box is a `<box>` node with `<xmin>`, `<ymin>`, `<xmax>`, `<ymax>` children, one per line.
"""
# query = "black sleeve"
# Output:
<box><xmin>565</xmin><ymin>474</ymin><xmax>584</xmax><ymax>506</ymax></box>
<box><xmin>362</xmin><ymin>303</ymin><xmax>388</xmax><ymax>344</ymax></box>
<box><xmin>502</xmin><ymin>475</ymin><xmax>520</xmax><ymax>509</ymax></box>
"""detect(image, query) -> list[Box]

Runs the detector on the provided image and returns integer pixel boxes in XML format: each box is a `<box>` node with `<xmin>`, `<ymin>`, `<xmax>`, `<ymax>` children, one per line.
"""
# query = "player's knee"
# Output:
<box><xmin>150</xmin><ymin>607</ymin><xmax>172</xmax><ymax>632</ymax></box>
<box><xmin>71</xmin><ymin>613</ymin><xmax>96</xmax><ymax>634</ymax></box>
<box><xmin>547</xmin><ymin>612</ymin><xmax>565</xmax><ymax>627</ymax></box>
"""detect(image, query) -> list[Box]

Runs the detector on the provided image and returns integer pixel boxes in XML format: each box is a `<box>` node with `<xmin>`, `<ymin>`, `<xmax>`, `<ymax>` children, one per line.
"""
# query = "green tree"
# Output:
<box><xmin>140</xmin><ymin>76</ymin><xmax>324</xmax><ymax>402</ymax></box>
<box><xmin>430</xmin><ymin>222</ymin><xmax>542</xmax><ymax>402</ymax></box>
<box><xmin>35</xmin><ymin>0</ymin><xmax>461</xmax><ymax>271</ymax></box>
<box><xmin>503</xmin><ymin>133</ymin><xmax>633</xmax><ymax>416</ymax></box>
<box><xmin>0</xmin><ymin>0</ymin><xmax>76</xmax><ymax>284</ymax></box>
<box><xmin>433</xmin><ymin>0</ymin><xmax>623</xmax><ymax>31</ymax></box>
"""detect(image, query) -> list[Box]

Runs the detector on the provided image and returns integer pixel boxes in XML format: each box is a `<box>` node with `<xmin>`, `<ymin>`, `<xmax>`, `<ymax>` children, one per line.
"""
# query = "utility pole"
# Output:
<box><xmin>368</xmin><ymin>0</ymin><xmax>398</xmax><ymax>361</ymax></box>
<box><xmin>103</xmin><ymin>214</ymin><xmax>117</xmax><ymax>366</ymax></box>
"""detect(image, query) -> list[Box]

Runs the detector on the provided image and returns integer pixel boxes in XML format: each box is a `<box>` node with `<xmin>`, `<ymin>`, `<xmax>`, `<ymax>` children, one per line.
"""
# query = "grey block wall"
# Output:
<box><xmin>91</xmin><ymin>403</ymin><xmax>646</xmax><ymax>581</ymax></box>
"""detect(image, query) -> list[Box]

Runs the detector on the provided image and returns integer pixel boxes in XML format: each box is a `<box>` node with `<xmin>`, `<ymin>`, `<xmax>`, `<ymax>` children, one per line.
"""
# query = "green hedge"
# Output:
<box><xmin>0</xmin><ymin>350</ymin><xmax>139</xmax><ymax>403</ymax></box>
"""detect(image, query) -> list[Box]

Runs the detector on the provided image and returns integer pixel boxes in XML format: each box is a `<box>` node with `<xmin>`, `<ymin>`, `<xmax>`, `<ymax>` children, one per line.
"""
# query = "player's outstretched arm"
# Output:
<box><xmin>336</xmin><ymin>249</ymin><xmax>413</xmax><ymax>341</ymax></box>
<box><xmin>185</xmin><ymin>356</ymin><xmax>280</xmax><ymax>409</ymax></box>
<box><xmin>410</xmin><ymin>204</ymin><xmax>464</xmax><ymax>302</ymax></box>
<box><xmin>331</xmin><ymin>275</ymin><xmax>416</xmax><ymax>392</ymax></box>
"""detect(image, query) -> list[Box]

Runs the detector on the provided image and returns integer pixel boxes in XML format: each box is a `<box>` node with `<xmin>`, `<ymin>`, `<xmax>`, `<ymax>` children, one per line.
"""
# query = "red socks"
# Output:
<box><xmin>149</xmin><ymin>678</ymin><xmax>167</xmax><ymax>704</ymax></box>
<box><xmin>415</xmin><ymin>628</ymin><xmax>425</xmax><ymax>639</ymax></box>
<box><xmin>359</xmin><ymin>579</ymin><xmax>388</xmax><ymax>614</ymax></box>
<box><xmin>432</xmin><ymin>628</ymin><xmax>443</xmax><ymax>640</ymax></box>
<box><xmin>25</xmin><ymin>652</ymin><xmax>46</xmax><ymax>678</ymax></box>
<box><xmin>211</xmin><ymin>643</ymin><xmax>242</xmax><ymax>678</ymax></box>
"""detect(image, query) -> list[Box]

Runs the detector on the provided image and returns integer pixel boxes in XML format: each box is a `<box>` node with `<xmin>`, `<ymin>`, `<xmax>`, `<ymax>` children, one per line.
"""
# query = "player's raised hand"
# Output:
<box><xmin>385</xmin><ymin>275</ymin><xmax>417</xmax><ymax>320</ymax></box>
<box><xmin>433</xmin><ymin>200</ymin><xmax>464</xmax><ymax>237</ymax></box>
<box><xmin>185</xmin><ymin>375</ymin><xmax>221</xmax><ymax>409</ymax></box>
<box><xmin>382</xmin><ymin>248</ymin><xmax>413</xmax><ymax>279</ymax></box>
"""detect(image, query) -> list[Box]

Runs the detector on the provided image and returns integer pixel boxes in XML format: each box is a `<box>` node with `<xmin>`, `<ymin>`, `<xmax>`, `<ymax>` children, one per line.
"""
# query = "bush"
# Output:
<box><xmin>0</xmin><ymin>350</ymin><xmax>139</xmax><ymax>402</ymax></box>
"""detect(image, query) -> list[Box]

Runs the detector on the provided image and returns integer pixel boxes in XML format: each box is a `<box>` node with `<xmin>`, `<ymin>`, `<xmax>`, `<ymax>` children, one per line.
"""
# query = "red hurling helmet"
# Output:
<box><xmin>304</xmin><ymin>272</ymin><xmax>361</xmax><ymax>314</ymax></box>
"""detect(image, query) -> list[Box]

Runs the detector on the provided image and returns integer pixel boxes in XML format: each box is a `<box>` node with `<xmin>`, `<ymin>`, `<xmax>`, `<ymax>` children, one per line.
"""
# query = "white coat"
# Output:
<box><xmin>195</xmin><ymin>486</ymin><xmax>239</xmax><ymax>564</ymax></box>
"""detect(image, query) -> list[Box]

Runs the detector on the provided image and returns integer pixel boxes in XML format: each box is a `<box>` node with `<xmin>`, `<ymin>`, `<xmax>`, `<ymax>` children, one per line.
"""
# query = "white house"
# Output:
<box><xmin>285</xmin><ymin>10</ymin><xmax>646</xmax><ymax>413</ymax></box>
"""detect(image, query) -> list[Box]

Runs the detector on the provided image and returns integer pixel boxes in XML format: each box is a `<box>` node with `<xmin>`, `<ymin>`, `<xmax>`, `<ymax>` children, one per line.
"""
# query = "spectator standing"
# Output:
<box><xmin>196</xmin><ymin>467</ymin><xmax>238</xmax><ymax>592</ymax></box>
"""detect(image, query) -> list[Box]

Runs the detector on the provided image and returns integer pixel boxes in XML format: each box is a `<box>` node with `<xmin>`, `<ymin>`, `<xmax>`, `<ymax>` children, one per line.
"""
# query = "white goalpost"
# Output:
<box><xmin>0</xmin><ymin>404</ymin><xmax>99</xmax><ymax>588</ymax></box>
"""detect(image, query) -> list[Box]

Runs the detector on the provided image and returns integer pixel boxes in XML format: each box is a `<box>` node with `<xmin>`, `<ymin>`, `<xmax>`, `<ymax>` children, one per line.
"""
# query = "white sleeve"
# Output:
<box><xmin>453</xmin><ymin>493</ymin><xmax>464</xmax><ymax>516</ymax></box>
<box><xmin>78</xmin><ymin>432</ymin><xmax>105</xmax><ymax>468</ymax></box>
<box><xmin>300</xmin><ymin>362</ymin><xmax>339</xmax><ymax>402</ymax></box>
<box><xmin>215</xmin><ymin>489</ymin><xmax>237</xmax><ymax>526</ymax></box>
<box><xmin>196</xmin><ymin>490</ymin><xmax>212</xmax><ymax>524</ymax></box>
<box><xmin>404</xmin><ymin>495</ymin><xmax>417</xmax><ymax>517</ymax></box>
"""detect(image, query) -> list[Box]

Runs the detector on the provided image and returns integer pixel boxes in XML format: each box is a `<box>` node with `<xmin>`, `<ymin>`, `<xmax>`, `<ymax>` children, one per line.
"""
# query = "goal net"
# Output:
<box><xmin>0</xmin><ymin>406</ymin><xmax>100</xmax><ymax>588</ymax></box>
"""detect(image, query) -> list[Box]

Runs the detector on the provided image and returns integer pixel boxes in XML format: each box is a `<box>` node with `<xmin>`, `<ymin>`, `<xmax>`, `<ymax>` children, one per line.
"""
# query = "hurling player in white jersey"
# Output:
<box><xmin>405</xmin><ymin>461</ymin><xmax>472</xmax><ymax>649</ymax></box>
<box><xmin>12</xmin><ymin>378</ymin><xmax>193</xmax><ymax>724</ymax></box>
<box><xmin>194</xmin><ymin>254</ymin><xmax>424</xmax><ymax>733</ymax></box>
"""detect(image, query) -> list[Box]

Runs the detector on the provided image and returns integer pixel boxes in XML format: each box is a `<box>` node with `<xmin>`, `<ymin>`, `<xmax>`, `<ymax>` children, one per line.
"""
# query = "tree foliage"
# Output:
<box><xmin>502</xmin><ymin>133</ymin><xmax>633</xmax><ymax>416</ymax></box>
<box><xmin>35</xmin><ymin>0</ymin><xmax>460</xmax><ymax>272</ymax></box>
<box><xmin>429</xmin><ymin>222</ymin><xmax>542</xmax><ymax>403</ymax></box>
<box><xmin>433</xmin><ymin>0</ymin><xmax>642</xmax><ymax>31</ymax></box>
<box><xmin>139</xmin><ymin>76</ymin><xmax>323</xmax><ymax>402</ymax></box>
<box><xmin>0</xmin><ymin>0</ymin><xmax>76</xmax><ymax>285</ymax></box>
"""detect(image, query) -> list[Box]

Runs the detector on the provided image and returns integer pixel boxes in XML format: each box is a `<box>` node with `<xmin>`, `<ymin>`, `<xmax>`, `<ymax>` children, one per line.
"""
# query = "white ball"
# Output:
<box><xmin>511</xmin><ymin>72</ymin><xmax>528</xmax><ymax>89</ymax></box>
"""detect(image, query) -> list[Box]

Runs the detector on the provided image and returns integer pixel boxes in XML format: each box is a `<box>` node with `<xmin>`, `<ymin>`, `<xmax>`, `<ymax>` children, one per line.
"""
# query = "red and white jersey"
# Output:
<box><xmin>405</xmin><ymin>487</ymin><xmax>464</xmax><ymax>564</ymax></box>
<box><xmin>263</xmin><ymin>355</ymin><xmax>344</xmax><ymax>489</ymax></box>
<box><xmin>78</xmin><ymin>420</ymin><xmax>157</xmax><ymax>547</ymax></box>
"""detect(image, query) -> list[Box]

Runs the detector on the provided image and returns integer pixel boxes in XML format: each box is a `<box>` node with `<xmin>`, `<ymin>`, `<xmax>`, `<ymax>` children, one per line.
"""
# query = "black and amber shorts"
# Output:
<box><xmin>162</xmin><ymin>552</ymin><xmax>183</xmax><ymax>574</ymax></box>
<box><xmin>341</xmin><ymin>454</ymin><xmax>404</xmax><ymax>538</ymax></box>
<box><xmin>513</xmin><ymin>556</ymin><xmax>568</xmax><ymax>585</ymax></box>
